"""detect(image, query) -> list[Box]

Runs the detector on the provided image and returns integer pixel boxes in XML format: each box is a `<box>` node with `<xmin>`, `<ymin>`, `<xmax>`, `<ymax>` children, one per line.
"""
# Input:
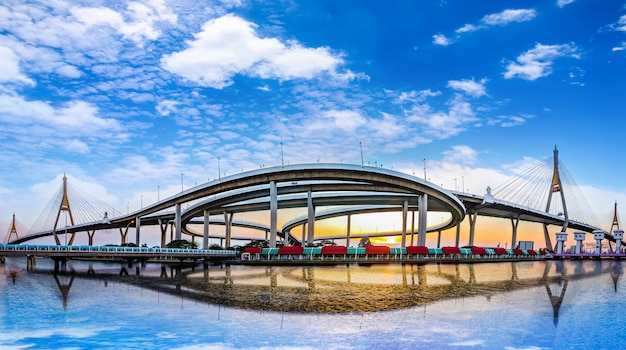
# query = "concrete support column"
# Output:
<box><xmin>87</xmin><ymin>230</ymin><xmax>95</xmax><ymax>246</ymax></box>
<box><xmin>455</xmin><ymin>224</ymin><xmax>461</xmax><ymax>247</ymax></box>
<box><xmin>119</xmin><ymin>226</ymin><xmax>128</xmax><ymax>245</ymax></box>
<box><xmin>437</xmin><ymin>230</ymin><xmax>442</xmax><ymax>248</ymax></box>
<box><xmin>510</xmin><ymin>216</ymin><xmax>520</xmax><ymax>249</ymax></box>
<box><xmin>175</xmin><ymin>203</ymin><xmax>182</xmax><ymax>241</ymax></box>
<box><xmin>410</xmin><ymin>210</ymin><xmax>415</xmax><ymax>246</ymax></box>
<box><xmin>417</xmin><ymin>194</ymin><xmax>428</xmax><ymax>246</ymax></box>
<box><xmin>158</xmin><ymin>218</ymin><xmax>167</xmax><ymax>248</ymax></box>
<box><xmin>543</xmin><ymin>224</ymin><xmax>553</xmax><ymax>251</ymax></box>
<box><xmin>203</xmin><ymin>209</ymin><xmax>210</xmax><ymax>250</ymax></box>
<box><xmin>593</xmin><ymin>230</ymin><xmax>604</xmax><ymax>254</ymax></box>
<box><xmin>615</xmin><ymin>230</ymin><xmax>624</xmax><ymax>254</ymax></box>
<box><xmin>224</xmin><ymin>210</ymin><xmax>232</xmax><ymax>248</ymax></box>
<box><xmin>574</xmin><ymin>231</ymin><xmax>585</xmax><ymax>254</ymax></box>
<box><xmin>135</xmin><ymin>216</ymin><xmax>141</xmax><ymax>246</ymax></box>
<box><xmin>401</xmin><ymin>200</ymin><xmax>408</xmax><ymax>248</ymax></box>
<box><xmin>346</xmin><ymin>214</ymin><xmax>352</xmax><ymax>247</ymax></box>
<box><xmin>468</xmin><ymin>212</ymin><xmax>477</xmax><ymax>247</ymax></box>
<box><xmin>269</xmin><ymin>181</ymin><xmax>278</xmax><ymax>248</ymax></box>
<box><xmin>555</xmin><ymin>232</ymin><xmax>568</xmax><ymax>254</ymax></box>
<box><xmin>307</xmin><ymin>190</ymin><xmax>315</xmax><ymax>246</ymax></box>
<box><xmin>301</xmin><ymin>224</ymin><xmax>306</xmax><ymax>247</ymax></box>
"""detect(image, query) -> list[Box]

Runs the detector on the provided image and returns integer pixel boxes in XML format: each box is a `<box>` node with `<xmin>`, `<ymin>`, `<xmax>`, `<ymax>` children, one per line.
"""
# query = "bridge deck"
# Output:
<box><xmin>0</xmin><ymin>244</ymin><xmax>237</xmax><ymax>260</ymax></box>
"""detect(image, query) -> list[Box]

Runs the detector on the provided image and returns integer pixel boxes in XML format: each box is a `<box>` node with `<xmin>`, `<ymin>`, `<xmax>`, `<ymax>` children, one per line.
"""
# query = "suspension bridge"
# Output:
<box><xmin>2</xmin><ymin>146</ymin><xmax>623</xmax><ymax>263</ymax></box>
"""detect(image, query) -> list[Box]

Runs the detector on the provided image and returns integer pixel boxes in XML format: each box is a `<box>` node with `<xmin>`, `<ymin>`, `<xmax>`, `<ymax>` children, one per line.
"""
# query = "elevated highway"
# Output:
<box><xmin>8</xmin><ymin>163</ymin><xmax>609</xmax><ymax>250</ymax></box>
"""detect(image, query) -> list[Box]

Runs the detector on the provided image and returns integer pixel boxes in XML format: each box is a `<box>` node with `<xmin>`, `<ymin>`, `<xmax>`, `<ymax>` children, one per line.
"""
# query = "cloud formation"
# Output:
<box><xmin>503</xmin><ymin>43</ymin><xmax>579</xmax><ymax>80</ymax></box>
<box><xmin>447</xmin><ymin>78</ymin><xmax>488</xmax><ymax>98</ymax></box>
<box><xmin>162</xmin><ymin>14</ymin><xmax>346</xmax><ymax>89</ymax></box>
<box><xmin>433</xmin><ymin>8</ymin><xmax>536</xmax><ymax>46</ymax></box>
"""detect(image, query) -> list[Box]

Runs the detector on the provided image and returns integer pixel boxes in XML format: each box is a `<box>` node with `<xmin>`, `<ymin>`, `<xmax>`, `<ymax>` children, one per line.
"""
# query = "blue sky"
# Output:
<box><xmin>1</xmin><ymin>0</ymin><xmax>626</xmax><ymax>243</ymax></box>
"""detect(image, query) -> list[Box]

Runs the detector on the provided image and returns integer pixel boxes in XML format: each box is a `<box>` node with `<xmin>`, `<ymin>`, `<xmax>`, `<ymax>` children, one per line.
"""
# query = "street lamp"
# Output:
<box><xmin>181</xmin><ymin>173</ymin><xmax>184</xmax><ymax>192</ymax></box>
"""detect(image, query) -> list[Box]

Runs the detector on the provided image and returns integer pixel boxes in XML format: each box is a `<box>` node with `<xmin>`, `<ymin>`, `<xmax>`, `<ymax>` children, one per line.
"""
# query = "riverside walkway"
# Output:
<box><xmin>0</xmin><ymin>244</ymin><xmax>237</xmax><ymax>266</ymax></box>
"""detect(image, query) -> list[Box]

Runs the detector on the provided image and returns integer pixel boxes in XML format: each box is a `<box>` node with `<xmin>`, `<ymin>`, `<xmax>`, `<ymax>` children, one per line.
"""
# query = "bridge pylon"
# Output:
<box><xmin>543</xmin><ymin>146</ymin><xmax>569</xmax><ymax>250</ymax></box>
<box><xmin>6</xmin><ymin>213</ymin><xmax>19</xmax><ymax>243</ymax></box>
<box><xmin>51</xmin><ymin>173</ymin><xmax>76</xmax><ymax>246</ymax></box>
<box><xmin>610</xmin><ymin>200</ymin><xmax>621</xmax><ymax>234</ymax></box>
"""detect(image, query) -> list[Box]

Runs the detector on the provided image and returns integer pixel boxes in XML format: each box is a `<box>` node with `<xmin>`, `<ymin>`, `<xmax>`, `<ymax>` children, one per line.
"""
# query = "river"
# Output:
<box><xmin>1</xmin><ymin>257</ymin><xmax>624</xmax><ymax>349</ymax></box>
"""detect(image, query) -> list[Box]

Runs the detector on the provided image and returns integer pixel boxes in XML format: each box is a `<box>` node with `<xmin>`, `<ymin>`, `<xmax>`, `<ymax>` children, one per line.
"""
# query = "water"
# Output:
<box><xmin>1</xmin><ymin>258</ymin><xmax>625</xmax><ymax>349</ymax></box>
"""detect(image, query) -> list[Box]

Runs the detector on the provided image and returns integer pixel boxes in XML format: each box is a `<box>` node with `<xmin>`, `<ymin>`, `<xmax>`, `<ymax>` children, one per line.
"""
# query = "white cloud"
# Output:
<box><xmin>156</xmin><ymin>100</ymin><xmax>180</xmax><ymax>116</ymax></box>
<box><xmin>432</xmin><ymin>33</ymin><xmax>452</xmax><ymax>46</ymax></box>
<box><xmin>71</xmin><ymin>0</ymin><xmax>177</xmax><ymax>44</ymax></box>
<box><xmin>503</xmin><ymin>43</ymin><xmax>579</xmax><ymax>80</ymax></box>
<box><xmin>487</xmin><ymin>115</ymin><xmax>530</xmax><ymax>127</ymax></box>
<box><xmin>0</xmin><ymin>46</ymin><xmax>34</xmax><ymax>85</ymax></box>
<box><xmin>162</xmin><ymin>14</ymin><xmax>345</xmax><ymax>89</ymax></box>
<box><xmin>437</xmin><ymin>9</ymin><xmax>536</xmax><ymax>46</ymax></box>
<box><xmin>456</xmin><ymin>24</ymin><xmax>480</xmax><ymax>34</ymax></box>
<box><xmin>614</xmin><ymin>14</ymin><xmax>626</xmax><ymax>32</ymax></box>
<box><xmin>612</xmin><ymin>42</ymin><xmax>626</xmax><ymax>52</ymax></box>
<box><xmin>557</xmin><ymin>0</ymin><xmax>576</xmax><ymax>8</ymax></box>
<box><xmin>396</xmin><ymin>89</ymin><xmax>441</xmax><ymax>104</ymax></box>
<box><xmin>406</xmin><ymin>94</ymin><xmax>478</xmax><ymax>139</ymax></box>
<box><xmin>442</xmin><ymin>145</ymin><xmax>479</xmax><ymax>165</ymax></box>
<box><xmin>322</xmin><ymin>110</ymin><xmax>367</xmax><ymax>131</ymax></box>
<box><xmin>0</xmin><ymin>94</ymin><xmax>127</xmax><ymax>145</ymax></box>
<box><xmin>447</xmin><ymin>78</ymin><xmax>488</xmax><ymax>98</ymax></box>
<box><xmin>480</xmin><ymin>9</ymin><xmax>537</xmax><ymax>26</ymax></box>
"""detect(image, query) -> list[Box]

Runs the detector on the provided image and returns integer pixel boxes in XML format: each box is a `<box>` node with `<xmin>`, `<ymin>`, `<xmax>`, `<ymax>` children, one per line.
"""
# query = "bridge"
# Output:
<box><xmin>3</xmin><ymin>146</ymin><xmax>622</xmax><ymax>256</ymax></box>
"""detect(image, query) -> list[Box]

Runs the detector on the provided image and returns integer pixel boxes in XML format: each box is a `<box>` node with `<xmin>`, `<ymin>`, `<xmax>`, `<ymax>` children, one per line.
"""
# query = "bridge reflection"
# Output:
<box><xmin>3</xmin><ymin>259</ymin><xmax>619</xmax><ymax>316</ymax></box>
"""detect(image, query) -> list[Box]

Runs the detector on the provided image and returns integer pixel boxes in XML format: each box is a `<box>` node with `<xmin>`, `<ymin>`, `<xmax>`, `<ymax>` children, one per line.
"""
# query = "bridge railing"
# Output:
<box><xmin>0</xmin><ymin>244</ymin><xmax>237</xmax><ymax>257</ymax></box>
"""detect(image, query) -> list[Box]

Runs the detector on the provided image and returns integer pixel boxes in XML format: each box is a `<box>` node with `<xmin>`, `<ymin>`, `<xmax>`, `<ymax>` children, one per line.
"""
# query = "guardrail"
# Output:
<box><xmin>0</xmin><ymin>244</ymin><xmax>237</xmax><ymax>259</ymax></box>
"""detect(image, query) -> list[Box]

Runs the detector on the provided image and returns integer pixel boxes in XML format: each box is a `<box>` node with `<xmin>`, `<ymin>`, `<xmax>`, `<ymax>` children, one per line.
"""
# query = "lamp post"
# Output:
<box><xmin>157</xmin><ymin>185</ymin><xmax>160</xmax><ymax>201</ymax></box>
<box><xmin>181</xmin><ymin>173</ymin><xmax>184</xmax><ymax>192</ymax></box>
<box><xmin>423</xmin><ymin>158</ymin><xmax>427</xmax><ymax>180</ymax></box>
<box><xmin>360</xmin><ymin>141</ymin><xmax>364</xmax><ymax>167</ymax></box>
<box><xmin>218</xmin><ymin>157</ymin><xmax>221</xmax><ymax>180</ymax></box>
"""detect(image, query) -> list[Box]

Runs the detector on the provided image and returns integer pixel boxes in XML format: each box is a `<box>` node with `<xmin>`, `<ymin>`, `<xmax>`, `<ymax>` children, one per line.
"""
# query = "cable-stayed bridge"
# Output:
<box><xmin>5</xmin><ymin>147</ymin><xmax>619</xmax><ymax>252</ymax></box>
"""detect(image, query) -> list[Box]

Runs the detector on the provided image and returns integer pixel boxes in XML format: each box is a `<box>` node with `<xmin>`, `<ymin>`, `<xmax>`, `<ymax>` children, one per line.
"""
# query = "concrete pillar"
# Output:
<box><xmin>417</xmin><ymin>194</ymin><xmax>428</xmax><ymax>246</ymax></box>
<box><xmin>615</xmin><ymin>230</ymin><xmax>624</xmax><ymax>254</ymax></box>
<box><xmin>307</xmin><ymin>190</ymin><xmax>315</xmax><ymax>245</ymax></box>
<box><xmin>573</xmin><ymin>231</ymin><xmax>585</xmax><ymax>254</ymax></box>
<box><xmin>593</xmin><ymin>230</ymin><xmax>604</xmax><ymax>254</ymax></box>
<box><xmin>203</xmin><ymin>209</ymin><xmax>210</xmax><ymax>249</ymax></box>
<box><xmin>175</xmin><ymin>203</ymin><xmax>182</xmax><ymax>241</ymax></box>
<box><xmin>346</xmin><ymin>214</ymin><xmax>351</xmax><ymax>247</ymax></box>
<box><xmin>510</xmin><ymin>216</ymin><xmax>520</xmax><ymax>249</ymax></box>
<box><xmin>455</xmin><ymin>224</ymin><xmax>461</xmax><ymax>247</ymax></box>
<box><xmin>119</xmin><ymin>226</ymin><xmax>128</xmax><ymax>245</ymax></box>
<box><xmin>437</xmin><ymin>230</ymin><xmax>441</xmax><ymax>248</ymax></box>
<box><xmin>401</xmin><ymin>200</ymin><xmax>408</xmax><ymax>248</ymax></box>
<box><xmin>87</xmin><ymin>230</ymin><xmax>95</xmax><ymax>246</ymax></box>
<box><xmin>468</xmin><ymin>212</ymin><xmax>477</xmax><ymax>247</ymax></box>
<box><xmin>224</xmin><ymin>211</ymin><xmax>232</xmax><ymax>248</ymax></box>
<box><xmin>555</xmin><ymin>232</ymin><xmax>568</xmax><ymax>254</ymax></box>
<box><xmin>135</xmin><ymin>216</ymin><xmax>141</xmax><ymax>246</ymax></box>
<box><xmin>301</xmin><ymin>224</ymin><xmax>306</xmax><ymax>247</ymax></box>
<box><xmin>269</xmin><ymin>181</ymin><xmax>277</xmax><ymax>248</ymax></box>
<box><xmin>410</xmin><ymin>210</ymin><xmax>415</xmax><ymax>246</ymax></box>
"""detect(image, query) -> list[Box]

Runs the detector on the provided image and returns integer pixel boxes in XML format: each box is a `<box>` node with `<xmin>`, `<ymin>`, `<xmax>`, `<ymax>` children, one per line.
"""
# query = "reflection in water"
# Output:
<box><xmin>3</xmin><ymin>257</ymin><xmax>626</xmax><ymax>349</ymax></box>
<box><xmin>611</xmin><ymin>260</ymin><xmax>623</xmax><ymax>292</ymax></box>
<box><xmin>7</xmin><ymin>258</ymin><xmax>613</xmax><ymax>315</ymax></box>
<box><xmin>53</xmin><ymin>271</ymin><xmax>75</xmax><ymax>310</ymax></box>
